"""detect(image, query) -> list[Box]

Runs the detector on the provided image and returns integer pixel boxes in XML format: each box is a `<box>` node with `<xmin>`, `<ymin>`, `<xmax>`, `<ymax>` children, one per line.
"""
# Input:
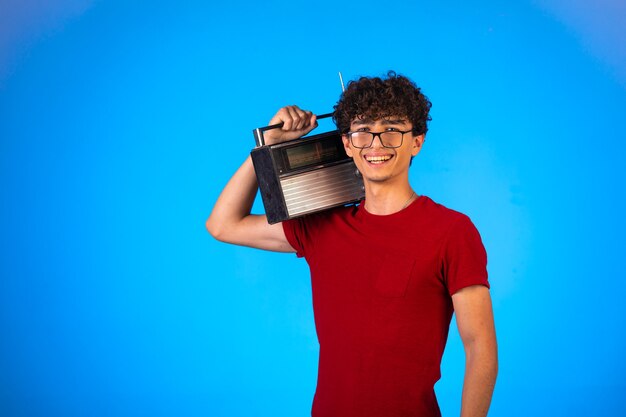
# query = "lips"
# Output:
<box><xmin>364</xmin><ymin>154</ymin><xmax>393</xmax><ymax>164</ymax></box>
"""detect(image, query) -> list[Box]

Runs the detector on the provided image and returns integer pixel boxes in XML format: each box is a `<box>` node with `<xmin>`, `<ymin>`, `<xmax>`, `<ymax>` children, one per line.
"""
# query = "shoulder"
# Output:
<box><xmin>282</xmin><ymin>204</ymin><xmax>358</xmax><ymax>258</ymax></box>
<box><xmin>418</xmin><ymin>195</ymin><xmax>473</xmax><ymax>228</ymax></box>
<box><xmin>283</xmin><ymin>204</ymin><xmax>358</xmax><ymax>234</ymax></box>
<box><xmin>286</xmin><ymin>204</ymin><xmax>356</xmax><ymax>231</ymax></box>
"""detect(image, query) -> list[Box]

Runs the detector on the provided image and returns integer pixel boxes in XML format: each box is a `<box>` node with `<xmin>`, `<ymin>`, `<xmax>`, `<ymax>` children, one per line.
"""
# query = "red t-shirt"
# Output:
<box><xmin>282</xmin><ymin>196</ymin><xmax>489</xmax><ymax>417</ymax></box>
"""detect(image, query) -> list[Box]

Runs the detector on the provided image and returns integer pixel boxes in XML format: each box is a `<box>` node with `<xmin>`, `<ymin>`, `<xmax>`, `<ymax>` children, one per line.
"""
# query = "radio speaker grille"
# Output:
<box><xmin>281</xmin><ymin>163</ymin><xmax>364</xmax><ymax>217</ymax></box>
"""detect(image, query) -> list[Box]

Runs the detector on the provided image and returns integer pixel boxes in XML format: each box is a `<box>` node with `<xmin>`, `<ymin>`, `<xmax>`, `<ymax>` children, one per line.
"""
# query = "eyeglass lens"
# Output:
<box><xmin>350</xmin><ymin>131</ymin><xmax>404</xmax><ymax>148</ymax></box>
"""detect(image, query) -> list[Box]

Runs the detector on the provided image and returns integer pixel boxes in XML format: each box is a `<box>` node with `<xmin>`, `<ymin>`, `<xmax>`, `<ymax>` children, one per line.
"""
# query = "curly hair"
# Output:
<box><xmin>333</xmin><ymin>71</ymin><xmax>432</xmax><ymax>136</ymax></box>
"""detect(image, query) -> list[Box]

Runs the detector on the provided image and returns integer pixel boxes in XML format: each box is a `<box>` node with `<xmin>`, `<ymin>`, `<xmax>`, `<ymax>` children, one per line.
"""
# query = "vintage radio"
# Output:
<box><xmin>251</xmin><ymin>113</ymin><xmax>365</xmax><ymax>224</ymax></box>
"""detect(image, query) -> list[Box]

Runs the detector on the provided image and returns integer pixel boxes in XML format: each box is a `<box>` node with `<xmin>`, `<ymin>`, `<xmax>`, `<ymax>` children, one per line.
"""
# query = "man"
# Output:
<box><xmin>206</xmin><ymin>71</ymin><xmax>497</xmax><ymax>417</ymax></box>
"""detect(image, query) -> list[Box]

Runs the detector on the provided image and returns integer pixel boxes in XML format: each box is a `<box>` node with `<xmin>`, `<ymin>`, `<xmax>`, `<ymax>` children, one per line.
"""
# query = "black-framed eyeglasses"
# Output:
<box><xmin>346</xmin><ymin>130</ymin><xmax>414</xmax><ymax>149</ymax></box>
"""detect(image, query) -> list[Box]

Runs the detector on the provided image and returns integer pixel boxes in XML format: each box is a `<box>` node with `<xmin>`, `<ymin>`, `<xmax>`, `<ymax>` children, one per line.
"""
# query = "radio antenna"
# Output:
<box><xmin>338</xmin><ymin>71</ymin><xmax>346</xmax><ymax>92</ymax></box>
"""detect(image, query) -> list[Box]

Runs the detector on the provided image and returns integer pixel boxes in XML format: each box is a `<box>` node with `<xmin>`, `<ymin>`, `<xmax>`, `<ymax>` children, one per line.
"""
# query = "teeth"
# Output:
<box><xmin>366</xmin><ymin>155</ymin><xmax>392</xmax><ymax>163</ymax></box>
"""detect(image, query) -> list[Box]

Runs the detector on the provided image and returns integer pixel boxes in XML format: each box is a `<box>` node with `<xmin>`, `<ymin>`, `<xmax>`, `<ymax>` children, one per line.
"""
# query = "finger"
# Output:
<box><xmin>285</xmin><ymin>105</ymin><xmax>303</xmax><ymax>131</ymax></box>
<box><xmin>293</xmin><ymin>107</ymin><xmax>316</xmax><ymax>131</ymax></box>
<box><xmin>268</xmin><ymin>107</ymin><xmax>288</xmax><ymax>129</ymax></box>
<box><xmin>280</xmin><ymin>106</ymin><xmax>294</xmax><ymax>131</ymax></box>
<box><xmin>298</xmin><ymin>110</ymin><xmax>314</xmax><ymax>131</ymax></box>
<box><xmin>294</xmin><ymin>108</ymin><xmax>310</xmax><ymax>131</ymax></box>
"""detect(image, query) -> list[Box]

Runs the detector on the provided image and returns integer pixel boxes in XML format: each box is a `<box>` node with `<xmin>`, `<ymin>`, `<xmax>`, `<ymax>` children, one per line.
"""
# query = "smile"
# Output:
<box><xmin>364</xmin><ymin>154</ymin><xmax>393</xmax><ymax>164</ymax></box>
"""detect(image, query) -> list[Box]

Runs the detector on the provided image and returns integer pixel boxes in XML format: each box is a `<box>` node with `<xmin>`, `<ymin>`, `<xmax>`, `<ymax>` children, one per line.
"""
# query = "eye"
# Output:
<box><xmin>385</xmin><ymin>127</ymin><xmax>400</xmax><ymax>132</ymax></box>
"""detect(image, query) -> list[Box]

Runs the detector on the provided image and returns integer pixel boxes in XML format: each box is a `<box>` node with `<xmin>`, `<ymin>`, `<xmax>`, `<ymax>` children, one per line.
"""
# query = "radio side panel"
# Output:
<box><xmin>250</xmin><ymin>147</ymin><xmax>289</xmax><ymax>224</ymax></box>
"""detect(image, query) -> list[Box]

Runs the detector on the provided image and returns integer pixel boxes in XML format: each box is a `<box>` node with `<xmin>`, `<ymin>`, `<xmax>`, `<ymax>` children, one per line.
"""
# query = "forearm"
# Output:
<box><xmin>460</xmin><ymin>343</ymin><xmax>498</xmax><ymax>417</ymax></box>
<box><xmin>205</xmin><ymin>106</ymin><xmax>317</xmax><ymax>250</ymax></box>
<box><xmin>206</xmin><ymin>155</ymin><xmax>259</xmax><ymax>241</ymax></box>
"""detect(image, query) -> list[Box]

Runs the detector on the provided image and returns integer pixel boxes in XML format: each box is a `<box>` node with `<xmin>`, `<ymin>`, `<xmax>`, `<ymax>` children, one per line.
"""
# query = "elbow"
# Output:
<box><xmin>205</xmin><ymin>216</ymin><xmax>225</xmax><ymax>242</ymax></box>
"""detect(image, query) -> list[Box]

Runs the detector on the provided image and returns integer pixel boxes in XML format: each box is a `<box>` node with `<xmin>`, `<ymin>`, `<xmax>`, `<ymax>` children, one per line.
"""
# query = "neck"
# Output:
<box><xmin>363</xmin><ymin>182</ymin><xmax>416</xmax><ymax>215</ymax></box>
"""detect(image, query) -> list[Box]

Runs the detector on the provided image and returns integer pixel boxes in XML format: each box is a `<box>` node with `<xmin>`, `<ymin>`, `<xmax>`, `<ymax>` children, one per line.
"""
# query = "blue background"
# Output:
<box><xmin>1</xmin><ymin>1</ymin><xmax>625</xmax><ymax>416</ymax></box>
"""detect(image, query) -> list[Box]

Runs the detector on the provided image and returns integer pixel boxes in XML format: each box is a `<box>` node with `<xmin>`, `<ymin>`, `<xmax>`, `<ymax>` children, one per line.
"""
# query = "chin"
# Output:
<box><xmin>362</xmin><ymin>173</ymin><xmax>394</xmax><ymax>183</ymax></box>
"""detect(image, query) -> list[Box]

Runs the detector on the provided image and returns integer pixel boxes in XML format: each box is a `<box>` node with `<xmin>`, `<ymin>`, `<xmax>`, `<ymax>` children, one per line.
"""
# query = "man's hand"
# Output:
<box><xmin>264</xmin><ymin>105</ymin><xmax>318</xmax><ymax>145</ymax></box>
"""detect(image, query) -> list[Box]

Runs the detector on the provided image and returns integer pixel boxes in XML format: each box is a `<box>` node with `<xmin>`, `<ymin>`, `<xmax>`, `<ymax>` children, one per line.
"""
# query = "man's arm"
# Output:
<box><xmin>452</xmin><ymin>285</ymin><xmax>498</xmax><ymax>417</ymax></box>
<box><xmin>205</xmin><ymin>106</ymin><xmax>317</xmax><ymax>252</ymax></box>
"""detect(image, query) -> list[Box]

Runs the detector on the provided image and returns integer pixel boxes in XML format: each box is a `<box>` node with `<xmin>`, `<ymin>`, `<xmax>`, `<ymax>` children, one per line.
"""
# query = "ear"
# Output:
<box><xmin>342</xmin><ymin>134</ymin><xmax>354</xmax><ymax>157</ymax></box>
<box><xmin>411</xmin><ymin>134</ymin><xmax>425</xmax><ymax>157</ymax></box>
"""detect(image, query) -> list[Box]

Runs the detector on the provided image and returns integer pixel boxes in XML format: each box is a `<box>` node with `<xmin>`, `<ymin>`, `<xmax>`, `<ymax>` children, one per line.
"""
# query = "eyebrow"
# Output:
<box><xmin>352</xmin><ymin>117</ymin><xmax>408</xmax><ymax>126</ymax></box>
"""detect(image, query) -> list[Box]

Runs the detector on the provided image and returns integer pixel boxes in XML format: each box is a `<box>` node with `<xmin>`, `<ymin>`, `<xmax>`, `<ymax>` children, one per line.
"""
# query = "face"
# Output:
<box><xmin>342</xmin><ymin>116</ymin><xmax>424</xmax><ymax>184</ymax></box>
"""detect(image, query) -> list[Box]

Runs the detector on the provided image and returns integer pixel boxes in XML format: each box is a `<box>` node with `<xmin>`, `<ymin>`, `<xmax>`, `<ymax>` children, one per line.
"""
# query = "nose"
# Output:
<box><xmin>370</xmin><ymin>132</ymin><xmax>385</xmax><ymax>148</ymax></box>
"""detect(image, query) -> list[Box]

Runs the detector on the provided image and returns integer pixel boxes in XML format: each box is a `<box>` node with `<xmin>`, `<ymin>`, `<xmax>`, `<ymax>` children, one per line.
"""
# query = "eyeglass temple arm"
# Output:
<box><xmin>253</xmin><ymin>113</ymin><xmax>333</xmax><ymax>147</ymax></box>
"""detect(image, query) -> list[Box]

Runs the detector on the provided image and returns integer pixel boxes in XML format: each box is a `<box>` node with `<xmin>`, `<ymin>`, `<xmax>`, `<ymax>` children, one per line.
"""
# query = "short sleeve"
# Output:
<box><xmin>441</xmin><ymin>215</ymin><xmax>489</xmax><ymax>295</ymax></box>
<box><xmin>282</xmin><ymin>218</ymin><xmax>308</xmax><ymax>258</ymax></box>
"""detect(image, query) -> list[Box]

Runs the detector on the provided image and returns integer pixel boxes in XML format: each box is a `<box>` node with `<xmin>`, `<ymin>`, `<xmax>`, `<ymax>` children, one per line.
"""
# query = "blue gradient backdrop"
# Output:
<box><xmin>1</xmin><ymin>1</ymin><xmax>625</xmax><ymax>416</ymax></box>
